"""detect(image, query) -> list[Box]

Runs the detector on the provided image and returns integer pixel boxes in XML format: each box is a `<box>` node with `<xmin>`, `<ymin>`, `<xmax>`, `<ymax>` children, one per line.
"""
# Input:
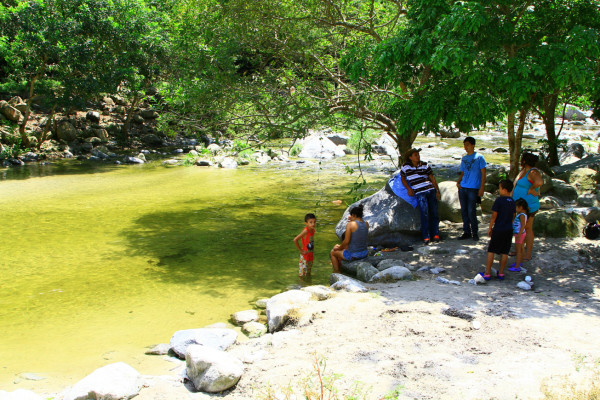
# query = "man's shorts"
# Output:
<box><xmin>342</xmin><ymin>249</ymin><xmax>368</xmax><ymax>261</ymax></box>
<box><xmin>299</xmin><ymin>256</ymin><xmax>313</xmax><ymax>277</ymax></box>
<box><xmin>514</xmin><ymin>232</ymin><xmax>526</xmax><ymax>244</ymax></box>
<box><xmin>487</xmin><ymin>229</ymin><xmax>512</xmax><ymax>255</ymax></box>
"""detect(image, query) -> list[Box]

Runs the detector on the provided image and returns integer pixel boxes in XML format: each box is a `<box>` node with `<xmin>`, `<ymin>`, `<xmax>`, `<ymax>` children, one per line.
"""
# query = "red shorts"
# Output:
<box><xmin>514</xmin><ymin>232</ymin><xmax>526</xmax><ymax>244</ymax></box>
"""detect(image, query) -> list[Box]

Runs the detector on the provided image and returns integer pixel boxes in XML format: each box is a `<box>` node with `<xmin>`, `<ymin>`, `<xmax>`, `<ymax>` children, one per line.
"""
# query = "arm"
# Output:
<box><xmin>518</xmin><ymin>214</ymin><xmax>526</xmax><ymax>235</ymax></box>
<box><xmin>293</xmin><ymin>229</ymin><xmax>308</xmax><ymax>255</ymax></box>
<box><xmin>528</xmin><ymin>169</ymin><xmax>543</xmax><ymax>196</ymax></box>
<box><xmin>479</xmin><ymin>168</ymin><xmax>486</xmax><ymax>197</ymax></box>
<box><xmin>456</xmin><ymin>171</ymin><xmax>464</xmax><ymax>189</ymax></box>
<box><xmin>429</xmin><ymin>174</ymin><xmax>441</xmax><ymax>200</ymax></box>
<box><xmin>335</xmin><ymin>221</ymin><xmax>356</xmax><ymax>251</ymax></box>
<box><xmin>401</xmin><ymin>174</ymin><xmax>415</xmax><ymax>197</ymax></box>
<box><xmin>488</xmin><ymin>211</ymin><xmax>497</xmax><ymax>237</ymax></box>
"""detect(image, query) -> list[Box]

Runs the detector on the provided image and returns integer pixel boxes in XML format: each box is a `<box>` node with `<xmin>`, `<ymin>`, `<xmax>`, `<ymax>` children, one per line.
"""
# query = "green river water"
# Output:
<box><xmin>0</xmin><ymin>160</ymin><xmax>384</xmax><ymax>392</ymax></box>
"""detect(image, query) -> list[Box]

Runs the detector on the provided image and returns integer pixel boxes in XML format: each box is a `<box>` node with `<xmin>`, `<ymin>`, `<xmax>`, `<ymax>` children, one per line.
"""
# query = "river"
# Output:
<box><xmin>0</xmin><ymin>159</ymin><xmax>386</xmax><ymax>393</ymax></box>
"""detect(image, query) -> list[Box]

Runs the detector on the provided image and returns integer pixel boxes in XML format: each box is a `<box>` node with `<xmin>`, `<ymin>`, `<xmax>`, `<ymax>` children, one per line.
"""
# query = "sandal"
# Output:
<box><xmin>508</xmin><ymin>263</ymin><xmax>522</xmax><ymax>272</ymax></box>
<box><xmin>497</xmin><ymin>273</ymin><xmax>505</xmax><ymax>280</ymax></box>
<box><xmin>478</xmin><ymin>272</ymin><xmax>491</xmax><ymax>281</ymax></box>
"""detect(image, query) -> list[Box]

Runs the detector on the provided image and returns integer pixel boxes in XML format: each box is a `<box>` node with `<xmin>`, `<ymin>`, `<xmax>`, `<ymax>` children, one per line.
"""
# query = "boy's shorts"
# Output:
<box><xmin>299</xmin><ymin>256</ymin><xmax>313</xmax><ymax>277</ymax></box>
<box><xmin>514</xmin><ymin>232</ymin><xmax>526</xmax><ymax>244</ymax></box>
<box><xmin>487</xmin><ymin>229</ymin><xmax>512</xmax><ymax>255</ymax></box>
<box><xmin>342</xmin><ymin>249</ymin><xmax>368</xmax><ymax>261</ymax></box>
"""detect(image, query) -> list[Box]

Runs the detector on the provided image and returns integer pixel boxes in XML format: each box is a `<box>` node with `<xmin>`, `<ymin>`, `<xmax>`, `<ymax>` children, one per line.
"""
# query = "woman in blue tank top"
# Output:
<box><xmin>511</xmin><ymin>152</ymin><xmax>543</xmax><ymax>262</ymax></box>
<box><xmin>330</xmin><ymin>205</ymin><xmax>369</xmax><ymax>273</ymax></box>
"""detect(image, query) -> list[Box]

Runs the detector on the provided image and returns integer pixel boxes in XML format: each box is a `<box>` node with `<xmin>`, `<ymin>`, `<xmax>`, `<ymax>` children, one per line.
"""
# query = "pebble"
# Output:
<box><xmin>472</xmin><ymin>321</ymin><xmax>481</xmax><ymax>330</ymax></box>
<box><xmin>517</xmin><ymin>281</ymin><xmax>532</xmax><ymax>290</ymax></box>
<box><xmin>455</xmin><ymin>249</ymin><xmax>469</xmax><ymax>255</ymax></box>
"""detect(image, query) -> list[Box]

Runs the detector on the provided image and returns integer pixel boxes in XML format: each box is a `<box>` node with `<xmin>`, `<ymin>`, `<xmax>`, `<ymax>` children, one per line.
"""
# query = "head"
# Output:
<box><xmin>349</xmin><ymin>205</ymin><xmax>364</xmax><ymax>219</ymax></box>
<box><xmin>404</xmin><ymin>148</ymin><xmax>421</xmax><ymax>166</ymax></box>
<box><xmin>515</xmin><ymin>198</ymin><xmax>529</xmax><ymax>213</ymax></box>
<box><xmin>499</xmin><ymin>179</ymin><xmax>514</xmax><ymax>194</ymax></box>
<box><xmin>463</xmin><ymin>137</ymin><xmax>476</xmax><ymax>154</ymax></box>
<box><xmin>304</xmin><ymin>213</ymin><xmax>316</xmax><ymax>229</ymax></box>
<box><xmin>520</xmin><ymin>152</ymin><xmax>539</xmax><ymax>168</ymax></box>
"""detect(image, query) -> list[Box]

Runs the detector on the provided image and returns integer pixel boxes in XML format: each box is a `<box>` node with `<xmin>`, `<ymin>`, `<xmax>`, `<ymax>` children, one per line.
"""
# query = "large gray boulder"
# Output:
<box><xmin>298</xmin><ymin>130</ymin><xmax>345</xmax><ymax>159</ymax></box>
<box><xmin>557</xmin><ymin>167</ymin><xmax>599</xmax><ymax>194</ymax></box>
<box><xmin>438</xmin><ymin>180</ymin><xmax>482</xmax><ymax>222</ymax></box>
<box><xmin>266</xmin><ymin>290</ymin><xmax>312</xmax><ymax>333</ymax></box>
<box><xmin>533</xmin><ymin>210</ymin><xmax>586</xmax><ymax>238</ymax></box>
<box><xmin>375</xmin><ymin>259</ymin><xmax>409</xmax><ymax>271</ymax></box>
<box><xmin>329</xmin><ymin>274</ymin><xmax>368</xmax><ymax>292</ymax></box>
<box><xmin>62</xmin><ymin>362</ymin><xmax>142</xmax><ymax>400</ymax></box>
<box><xmin>369</xmin><ymin>266</ymin><xmax>412</xmax><ymax>283</ymax></box>
<box><xmin>356</xmin><ymin>263</ymin><xmax>380</xmax><ymax>282</ymax></box>
<box><xmin>335</xmin><ymin>184</ymin><xmax>420</xmax><ymax>247</ymax></box>
<box><xmin>0</xmin><ymin>100</ymin><xmax>22</xmax><ymax>122</ymax></box>
<box><xmin>548</xmin><ymin>179</ymin><xmax>578</xmax><ymax>201</ymax></box>
<box><xmin>185</xmin><ymin>345</ymin><xmax>243</xmax><ymax>393</ymax></box>
<box><xmin>169</xmin><ymin>328</ymin><xmax>237</xmax><ymax>359</ymax></box>
<box><xmin>231</xmin><ymin>310</ymin><xmax>259</xmax><ymax>326</ymax></box>
<box><xmin>56</xmin><ymin>121</ymin><xmax>78</xmax><ymax>142</ymax></box>
<box><xmin>564</xmin><ymin>107</ymin><xmax>588</xmax><ymax>121</ymax></box>
<box><xmin>340</xmin><ymin>260</ymin><xmax>371</xmax><ymax>277</ymax></box>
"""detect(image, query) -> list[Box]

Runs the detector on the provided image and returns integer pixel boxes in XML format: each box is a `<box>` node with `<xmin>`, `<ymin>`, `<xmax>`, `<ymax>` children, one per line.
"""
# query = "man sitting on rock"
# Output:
<box><xmin>400</xmin><ymin>149</ymin><xmax>441</xmax><ymax>245</ymax></box>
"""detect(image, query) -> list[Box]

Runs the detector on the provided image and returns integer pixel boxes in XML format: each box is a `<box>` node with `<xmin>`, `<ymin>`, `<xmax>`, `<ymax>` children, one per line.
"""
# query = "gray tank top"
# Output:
<box><xmin>347</xmin><ymin>220</ymin><xmax>368</xmax><ymax>253</ymax></box>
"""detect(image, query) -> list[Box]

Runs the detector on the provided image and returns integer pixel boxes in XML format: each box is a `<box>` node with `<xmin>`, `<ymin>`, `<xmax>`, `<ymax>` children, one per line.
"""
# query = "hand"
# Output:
<box><xmin>436</xmin><ymin>190</ymin><xmax>441</xmax><ymax>200</ymax></box>
<box><xmin>333</xmin><ymin>244</ymin><xmax>340</xmax><ymax>251</ymax></box>
<box><xmin>456</xmin><ymin>182</ymin><xmax>461</xmax><ymax>189</ymax></box>
<box><xmin>408</xmin><ymin>188</ymin><xmax>415</xmax><ymax>197</ymax></box>
<box><xmin>478</xmin><ymin>188</ymin><xmax>484</xmax><ymax>197</ymax></box>
<box><xmin>528</xmin><ymin>188</ymin><xmax>538</xmax><ymax>197</ymax></box>
<box><xmin>488</xmin><ymin>227</ymin><xmax>493</xmax><ymax>237</ymax></box>
<box><xmin>300</xmin><ymin>249</ymin><xmax>307</xmax><ymax>255</ymax></box>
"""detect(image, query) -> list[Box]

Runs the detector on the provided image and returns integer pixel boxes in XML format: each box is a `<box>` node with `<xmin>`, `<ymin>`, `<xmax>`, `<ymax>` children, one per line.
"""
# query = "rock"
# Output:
<box><xmin>140</xmin><ymin>110</ymin><xmax>159</xmax><ymax>119</ymax></box>
<box><xmin>564</xmin><ymin>107</ymin><xmax>587</xmax><ymax>121</ymax></box>
<box><xmin>162</xmin><ymin>159</ymin><xmax>179</xmax><ymax>166</ymax></box>
<box><xmin>480</xmin><ymin>192</ymin><xmax>496</xmax><ymax>214</ymax></box>
<box><xmin>439</xmin><ymin>128</ymin><xmax>460</xmax><ymax>139</ymax></box>
<box><xmin>533</xmin><ymin>210</ymin><xmax>586</xmax><ymax>237</ymax></box>
<box><xmin>517</xmin><ymin>281</ymin><xmax>532</xmax><ymax>290</ymax></box>
<box><xmin>14</xmin><ymin>103</ymin><xmax>28</xmax><ymax>113</ymax></box>
<box><xmin>548</xmin><ymin>179</ymin><xmax>578</xmax><ymax>201</ymax></box>
<box><xmin>369</xmin><ymin>266</ymin><xmax>412</xmax><ymax>282</ymax></box>
<box><xmin>298</xmin><ymin>130</ymin><xmax>346</xmax><ymax>159</ymax></box>
<box><xmin>8</xmin><ymin>96</ymin><xmax>23</xmax><ymax>106</ymax></box>
<box><xmin>185</xmin><ymin>345</ymin><xmax>243</xmax><ymax>393</ymax></box>
<box><xmin>493</xmin><ymin>147</ymin><xmax>508</xmax><ymax>153</ymax></box>
<box><xmin>141</xmin><ymin>134</ymin><xmax>163</xmax><ymax>147</ymax></box>
<box><xmin>375</xmin><ymin>259</ymin><xmax>407</xmax><ymax>271</ymax></box>
<box><xmin>145</xmin><ymin>343</ymin><xmax>171</xmax><ymax>355</ymax></box>
<box><xmin>266</xmin><ymin>290</ymin><xmax>312</xmax><ymax>333</ymax></box>
<box><xmin>123</xmin><ymin>156</ymin><xmax>145</xmax><ymax>164</ymax></box>
<box><xmin>335</xmin><ymin>184</ymin><xmax>420</xmax><ymax>247</ymax></box>
<box><xmin>55</xmin><ymin>121</ymin><xmax>78</xmax><ymax>142</ymax></box>
<box><xmin>86</xmin><ymin>111</ymin><xmax>100</xmax><ymax>123</ymax></box>
<box><xmin>195</xmin><ymin>159</ymin><xmax>212</xmax><ymax>167</ymax></box>
<box><xmin>417</xmin><ymin>245</ymin><xmax>450</xmax><ymax>255</ymax></box>
<box><xmin>539</xmin><ymin>196</ymin><xmax>564</xmax><ymax>210</ymax></box>
<box><xmin>169</xmin><ymin>328</ymin><xmax>237</xmax><ymax>359</ymax></box>
<box><xmin>0</xmin><ymin>101</ymin><xmax>22</xmax><ymax>122</ymax></box>
<box><xmin>557</xmin><ymin>168</ymin><xmax>599</xmax><ymax>194</ymax></box>
<box><xmin>0</xmin><ymin>389</ymin><xmax>43</xmax><ymax>400</ymax></box>
<box><xmin>256</xmin><ymin>299</ymin><xmax>268</xmax><ymax>309</ymax></box>
<box><xmin>329</xmin><ymin>274</ymin><xmax>367</xmax><ymax>292</ymax></box>
<box><xmin>230</xmin><ymin>310</ymin><xmax>259</xmax><ymax>326</ymax></box>
<box><xmin>62</xmin><ymin>362</ymin><xmax>142</xmax><ymax>400</ymax></box>
<box><xmin>241</xmin><ymin>322</ymin><xmax>267</xmax><ymax>338</ymax></box>
<box><xmin>439</xmin><ymin>181</ymin><xmax>480</xmax><ymax>223</ymax></box>
<box><xmin>486</xmin><ymin>167</ymin><xmax>508</xmax><ymax>185</ymax></box>
<box><xmin>326</xmin><ymin>133</ymin><xmax>349</xmax><ymax>145</ymax></box>
<box><xmin>218</xmin><ymin>158</ymin><xmax>238</xmax><ymax>169</ymax></box>
<box><xmin>577</xmin><ymin>194</ymin><xmax>600</xmax><ymax>207</ymax></box>
<box><xmin>356</xmin><ymin>263</ymin><xmax>380</xmax><ymax>282</ymax></box>
<box><xmin>302</xmin><ymin>285</ymin><xmax>334</xmax><ymax>300</ymax></box>
<box><xmin>552</xmin><ymin>154</ymin><xmax>600</xmax><ymax>175</ymax></box>
<box><xmin>340</xmin><ymin>260</ymin><xmax>372</xmax><ymax>277</ymax></box>
<box><xmin>102</xmin><ymin>96</ymin><xmax>115</xmax><ymax>106</ymax></box>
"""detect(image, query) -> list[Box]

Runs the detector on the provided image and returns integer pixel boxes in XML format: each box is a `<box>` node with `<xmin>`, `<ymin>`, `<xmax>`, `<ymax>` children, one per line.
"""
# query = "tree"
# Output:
<box><xmin>0</xmin><ymin>0</ymin><xmax>171</xmax><ymax>147</ymax></box>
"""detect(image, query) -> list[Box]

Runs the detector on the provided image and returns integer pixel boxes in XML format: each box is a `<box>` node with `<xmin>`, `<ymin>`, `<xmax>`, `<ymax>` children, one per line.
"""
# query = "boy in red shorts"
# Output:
<box><xmin>293</xmin><ymin>213</ymin><xmax>316</xmax><ymax>279</ymax></box>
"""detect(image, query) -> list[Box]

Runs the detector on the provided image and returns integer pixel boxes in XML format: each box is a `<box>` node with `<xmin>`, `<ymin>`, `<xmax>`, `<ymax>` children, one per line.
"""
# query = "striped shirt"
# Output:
<box><xmin>400</xmin><ymin>162</ymin><xmax>435</xmax><ymax>194</ymax></box>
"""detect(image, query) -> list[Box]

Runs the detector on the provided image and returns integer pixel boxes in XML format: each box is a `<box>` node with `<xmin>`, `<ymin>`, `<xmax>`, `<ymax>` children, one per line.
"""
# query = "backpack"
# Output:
<box><xmin>583</xmin><ymin>221</ymin><xmax>600</xmax><ymax>240</ymax></box>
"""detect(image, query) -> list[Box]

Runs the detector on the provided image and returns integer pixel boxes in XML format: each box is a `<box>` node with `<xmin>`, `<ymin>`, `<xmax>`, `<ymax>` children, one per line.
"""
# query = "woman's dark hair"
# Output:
<box><xmin>515</xmin><ymin>198</ymin><xmax>529</xmax><ymax>213</ymax></box>
<box><xmin>521</xmin><ymin>152</ymin><xmax>539</xmax><ymax>167</ymax></box>
<box><xmin>349</xmin><ymin>205</ymin><xmax>364</xmax><ymax>218</ymax></box>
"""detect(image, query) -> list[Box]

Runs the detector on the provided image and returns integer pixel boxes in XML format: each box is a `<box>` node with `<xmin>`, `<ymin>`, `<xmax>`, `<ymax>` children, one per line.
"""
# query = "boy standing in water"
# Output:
<box><xmin>294</xmin><ymin>213</ymin><xmax>316</xmax><ymax>279</ymax></box>
<box><xmin>481</xmin><ymin>180</ymin><xmax>515</xmax><ymax>281</ymax></box>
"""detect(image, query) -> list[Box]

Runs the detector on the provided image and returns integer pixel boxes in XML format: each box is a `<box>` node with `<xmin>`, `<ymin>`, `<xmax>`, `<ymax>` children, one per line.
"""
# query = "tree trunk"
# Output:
<box><xmin>391</xmin><ymin>130</ymin><xmax>419</xmax><ymax>165</ymax></box>
<box><xmin>36</xmin><ymin>104</ymin><xmax>56</xmax><ymax>149</ymax></box>
<box><xmin>121</xmin><ymin>92</ymin><xmax>140</xmax><ymax>142</ymax></box>
<box><xmin>541</xmin><ymin>93</ymin><xmax>560</xmax><ymax>166</ymax></box>
<box><xmin>18</xmin><ymin>77</ymin><xmax>38</xmax><ymax>148</ymax></box>
<box><xmin>507</xmin><ymin>111</ymin><xmax>518</xmax><ymax>179</ymax></box>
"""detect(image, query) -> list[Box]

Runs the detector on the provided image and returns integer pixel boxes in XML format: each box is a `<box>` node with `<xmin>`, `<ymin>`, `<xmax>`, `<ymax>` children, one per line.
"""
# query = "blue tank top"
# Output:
<box><xmin>347</xmin><ymin>220</ymin><xmax>368</xmax><ymax>253</ymax></box>
<box><xmin>512</xmin><ymin>168</ymin><xmax>540</xmax><ymax>213</ymax></box>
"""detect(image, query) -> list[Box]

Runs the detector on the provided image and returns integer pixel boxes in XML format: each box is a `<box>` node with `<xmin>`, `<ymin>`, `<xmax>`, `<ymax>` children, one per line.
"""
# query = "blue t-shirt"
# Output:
<box><xmin>492</xmin><ymin>196</ymin><xmax>516</xmax><ymax>232</ymax></box>
<box><xmin>460</xmin><ymin>152</ymin><xmax>487</xmax><ymax>189</ymax></box>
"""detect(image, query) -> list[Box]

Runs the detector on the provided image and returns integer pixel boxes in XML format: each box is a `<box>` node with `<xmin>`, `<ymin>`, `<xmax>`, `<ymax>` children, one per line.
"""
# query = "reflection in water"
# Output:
<box><xmin>0</xmin><ymin>161</ymin><xmax>383</xmax><ymax>390</ymax></box>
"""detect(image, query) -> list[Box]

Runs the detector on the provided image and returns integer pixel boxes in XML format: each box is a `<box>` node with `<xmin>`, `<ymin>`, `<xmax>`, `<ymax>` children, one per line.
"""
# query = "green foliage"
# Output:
<box><xmin>0</xmin><ymin>133</ymin><xmax>29</xmax><ymax>159</ymax></box>
<box><xmin>347</xmin><ymin>130</ymin><xmax>379</xmax><ymax>153</ymax></box>
<box><xmin>289</xmin><ymin>143</ymin><xmax>302</xmax><ymax>156</ymax></box>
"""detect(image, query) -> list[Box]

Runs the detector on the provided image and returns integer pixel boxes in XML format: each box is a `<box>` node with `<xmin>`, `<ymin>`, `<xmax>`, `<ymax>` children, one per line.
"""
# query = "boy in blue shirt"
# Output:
<box><xmin>457</xmin><ymin>136</ymin><xmax>487</xmax><ymax>241</ymax></box>
<box><xmin>480</xmin><ymin>180</ymin><xmax>516</xmax><ymax>281</ymax></box>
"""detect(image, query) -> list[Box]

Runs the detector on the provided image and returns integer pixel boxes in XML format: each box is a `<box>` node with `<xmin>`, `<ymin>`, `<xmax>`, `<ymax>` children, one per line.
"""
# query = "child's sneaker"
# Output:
<box><xmin>433</xmin><ymin>235</ymin><xmax>440</xmax><ymax>243</ymax></box>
